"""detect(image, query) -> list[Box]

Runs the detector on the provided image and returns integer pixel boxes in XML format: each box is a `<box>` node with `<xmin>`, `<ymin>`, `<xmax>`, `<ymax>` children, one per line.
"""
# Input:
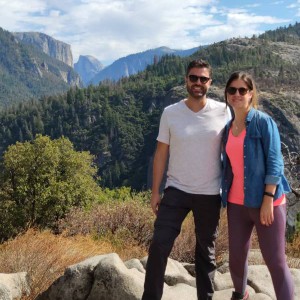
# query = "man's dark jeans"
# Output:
<box><xmin>142</xmin><ymin>187</ymin><xmax>221</xmax><ymax>300</ymax></box>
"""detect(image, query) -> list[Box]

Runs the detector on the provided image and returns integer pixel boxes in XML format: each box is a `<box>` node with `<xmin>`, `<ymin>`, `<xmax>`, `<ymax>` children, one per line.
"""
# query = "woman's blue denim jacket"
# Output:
<box><xmin>221</xmin><ymin>107</ymin><xmax>291</xmax><ymax>208</ymax></box>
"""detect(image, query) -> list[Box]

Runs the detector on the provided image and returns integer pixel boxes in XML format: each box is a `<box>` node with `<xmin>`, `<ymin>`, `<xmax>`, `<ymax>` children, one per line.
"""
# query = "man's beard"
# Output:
<box><xmin>186</xmin><ymin>84</ymin><xmax>207</xmax><ymax>99</ymax></box>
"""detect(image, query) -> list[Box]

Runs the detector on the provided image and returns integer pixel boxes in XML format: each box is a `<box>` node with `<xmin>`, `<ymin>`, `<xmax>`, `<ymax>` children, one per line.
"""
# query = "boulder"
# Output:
<box><xmin>86</xmin><ymin>253</ymin><xmax>144</xmax><ymax>300</ymax></box>
<box><xmin>36</xmin><ymin>255</ymin><xmax>107</xmax><ymax>300</ymax></box>
<box><xmin>35</xmin><ymin>253</ymin><xmax>299</xmax><ymax>300</ymax></box>
<box><xmin>0</xmin><ymin>272</ymin><xmax>30</xmax><ymax>300</ymax></box>
<box><xmin>214</xmin><ymin>270</ymin><xmax>233</xmax><ymax>290</ymax></box>
<box><xmin>0</xmin><ymin>283</ymin><xmax>11</xmax><ymax>300</ymax></box>
<box><xmin>290</xmin><ymin>268</ymin><xmax>300</xmax><ymax>299</ymax></box>
<box><xmin>124</xmin><ymin>258</ymin><xmax>145</xmax><ymax>274</ymax></box>
<box><xmin>248</xmin><ymin>265</ymin><xmax>300</xmax><ymax>300</ymax></box>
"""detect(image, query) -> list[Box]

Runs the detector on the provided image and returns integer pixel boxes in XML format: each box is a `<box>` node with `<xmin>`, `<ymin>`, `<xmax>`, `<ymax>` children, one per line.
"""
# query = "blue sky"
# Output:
<box><xmin>0</xmin><ymin>0</ymin><xmax>299</xmax><ymax>66</ymax></box>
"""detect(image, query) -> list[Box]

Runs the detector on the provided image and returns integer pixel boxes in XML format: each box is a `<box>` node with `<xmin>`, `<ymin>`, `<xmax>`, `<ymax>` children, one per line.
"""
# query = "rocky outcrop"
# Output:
<box><xmin>36</xmin><ymin>253</ymin><xmax>300</xmax><ymax>300</ymax></box>
<box><xmin>13</xmin><ymin>32</ymin><xmax>73</xmax><ymax>67</ymax></box>
<box><xmin>74</xmin><ymin>55</ymin><xmax>104</xmax><ymax>86</ymax></box>
<box><xmin>0</xmin><ymin>272</ymin><xmax>30</xmax><ymax>300</ymax></box>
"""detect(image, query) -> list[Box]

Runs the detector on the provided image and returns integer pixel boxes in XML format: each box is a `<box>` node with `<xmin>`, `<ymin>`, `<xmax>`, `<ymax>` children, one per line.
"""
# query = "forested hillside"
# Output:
<box><xmin>0</xmin><ymin>28</ymin><xmax>81</xmax><ymax>106</ymax></box>
<box><xmin>0</xmin><ymin>23</ymin><xmax>299</xmax><ymax>190</ymax></box>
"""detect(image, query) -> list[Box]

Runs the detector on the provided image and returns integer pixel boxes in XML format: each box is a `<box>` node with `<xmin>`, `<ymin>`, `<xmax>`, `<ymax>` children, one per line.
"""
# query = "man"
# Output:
<box><xmin>142</xmin><ymin>59</ymin><xmax>231</xmax><ymax>300</ymax></box>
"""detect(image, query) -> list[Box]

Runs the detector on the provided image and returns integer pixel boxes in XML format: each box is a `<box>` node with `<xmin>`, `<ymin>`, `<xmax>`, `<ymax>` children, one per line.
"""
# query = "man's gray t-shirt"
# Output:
<box><xmin>157</xmin><ymin>98</ymin><xmax>231</xmax><ymax>194</ymax></box>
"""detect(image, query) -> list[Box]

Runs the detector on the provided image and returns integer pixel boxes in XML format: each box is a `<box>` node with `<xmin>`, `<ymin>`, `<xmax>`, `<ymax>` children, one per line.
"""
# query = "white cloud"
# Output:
<box><xmin>48</xmin><ymin>0</ymin><xmax>221</xmax><ymax>63</ymax></box>
<box><xmin>0</xmin><ymin>0</ymin><xmax>296</xmax><ymax>65</ymax></box>
<box><xmin>288</xmin><ymin>0</ymin><xmax>300</xmax><ymax>16</ymax></box>
<box><xmin>49</xmin><ymin>10</ymin><xmax>61</xmax><ymax>17</ymax></box>
<box><xmin>246</xmin><ymin>4</ymin><xmax>261</xmax><ymax>8</ymax></box>
<box><xmin>187</xmin><ymin>6</ymin><xmax>291</xmax><ymax>49</ymax></box>
<box><xmin>227</xmin><ymin>12</ymin><xmax>289</xmax><ymax>26</ymax></box>
<box><xmin>0</xmin><ymin>0</ymin><xmax>46</xmax><ymax>31</ymax></box>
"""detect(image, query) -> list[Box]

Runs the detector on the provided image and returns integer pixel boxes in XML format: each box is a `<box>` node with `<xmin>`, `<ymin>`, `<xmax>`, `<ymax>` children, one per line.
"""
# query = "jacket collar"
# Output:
<box><xmin>246</xmin><ymin>107</ymin><xmax>256</xmax><ymax>123</ymax></box>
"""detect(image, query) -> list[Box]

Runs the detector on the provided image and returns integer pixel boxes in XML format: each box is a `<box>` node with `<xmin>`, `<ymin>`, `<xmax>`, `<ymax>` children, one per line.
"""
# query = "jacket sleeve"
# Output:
<box><xmin>260</xmin><ymin>116</ymin><xmax>283</xmax><ymax>185</ymax></box>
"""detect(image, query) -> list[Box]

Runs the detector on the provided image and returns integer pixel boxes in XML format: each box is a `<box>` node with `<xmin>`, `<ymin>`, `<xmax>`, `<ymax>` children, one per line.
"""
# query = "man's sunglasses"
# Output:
<box><xmin>188</xmin><ymin>75</ymin><xmax>210</xmax><ymax>84</ymax></box>
<box><xmin>226</xmin><ymin>87</ymin><xmax>249</xmax><ymax>96</ymax></box>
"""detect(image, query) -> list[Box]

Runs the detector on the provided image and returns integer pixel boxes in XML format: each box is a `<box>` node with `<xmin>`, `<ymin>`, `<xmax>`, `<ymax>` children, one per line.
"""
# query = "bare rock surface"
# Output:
<box><xmin>0</xmin><ymin>272</ymin><xmax>30</xmax><ymax>300</ymax></box>
<box><xmin>1</xmin><ymin>253</ymin><xmax>295</xmax><ymax>300</ymax></box>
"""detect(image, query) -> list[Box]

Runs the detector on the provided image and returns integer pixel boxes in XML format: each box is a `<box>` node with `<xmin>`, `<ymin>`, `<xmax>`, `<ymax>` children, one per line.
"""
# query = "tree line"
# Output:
<box><xmin>0</xmin><ymin>23</ymin><xmax>299</xmax><ymax>190</ymax></box>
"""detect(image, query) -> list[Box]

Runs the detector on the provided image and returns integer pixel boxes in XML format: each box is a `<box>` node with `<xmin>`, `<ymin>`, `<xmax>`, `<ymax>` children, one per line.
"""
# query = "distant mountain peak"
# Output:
<box><xmin>74</xmin><ymin>55</ymin><xmax>104</xmax><ymax>86</ymax></box>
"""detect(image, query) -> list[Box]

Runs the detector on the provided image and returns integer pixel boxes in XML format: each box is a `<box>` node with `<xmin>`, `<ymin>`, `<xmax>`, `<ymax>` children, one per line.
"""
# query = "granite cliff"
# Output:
<box><xmin>74</xmin><ymin>55</ymin><xmax>104</xmax><ymax>86</ymax></box>
<box><xmin>0</xmin><ymin>28</ymin><xmax>81</xmax><ymax>105</ymax></box>
<box><xmin>13</xmin><ymin>32</ymin><xmax>73</xmax><ymax>67</ymax></box>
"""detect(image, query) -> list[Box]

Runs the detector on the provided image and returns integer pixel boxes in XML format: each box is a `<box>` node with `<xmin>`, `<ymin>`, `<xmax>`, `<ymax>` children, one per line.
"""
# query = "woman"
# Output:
<box><xmin>221</xmin><ymin>71</ymin><xmax>294</xmax><ymax>300</ymax></box>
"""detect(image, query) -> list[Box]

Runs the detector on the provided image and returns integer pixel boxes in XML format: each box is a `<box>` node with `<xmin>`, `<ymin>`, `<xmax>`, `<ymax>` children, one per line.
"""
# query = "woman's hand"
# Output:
<box><xmin>260</xmin><ymin>196</ymin><xmax>274</xmax><ymax>226</ymax></box>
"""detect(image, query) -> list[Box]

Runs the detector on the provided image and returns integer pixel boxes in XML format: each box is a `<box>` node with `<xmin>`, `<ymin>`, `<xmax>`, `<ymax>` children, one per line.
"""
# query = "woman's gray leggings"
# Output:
<box><xmin>227</xmin><ymin>202</ymin><xmax>294</xmax><ymax>300</ymax></box>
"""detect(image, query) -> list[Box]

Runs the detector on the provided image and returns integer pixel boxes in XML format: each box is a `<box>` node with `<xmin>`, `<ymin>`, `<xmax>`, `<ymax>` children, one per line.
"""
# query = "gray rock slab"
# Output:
<box><xmin>291</xmin><ymin>268</ymin><xmax>300</xmax><ymax>300</ymax></box>
<box><xmin>0</xmin><ymin>272</ymin><xmax>30</xmax><ymax>300</ymax></box>
<box><xmin>34</xmin><ymin>253</ymin><xmax>299</xmax><ymax>300</ymax></box>
<box><xmin>250</xmin><ymin>293</ymin><xmax>273</xmax><ymax>299</ymax></box>
<box><xmin>164</xmin><ymin>258</ymin><xmax>196</xmax><ymax>287</ymax></box>
<box><xmin>87</xmin><ymin>253</ymin><xmax>144</xmax><ymax>300</ymax></box>
<box><xmin>0</xmin><ymin>283</ymin><xmax>12</xmax><ymax>300</ymax></box>
<box><xmin>36</xmin><ymin>254</ymin><xmax>108</xmax><ymax>300</ymax></box>
<box><xmin>162</xmin><ymin>283</ymin><xmax>197</xmax><ymax>300</ymax></box>
<box><xmin>140</xmin><ymin>256</ymin><xmax>196</xmax><ymax>288</ymax></box>
<box><xmin>213</xmin><ymin>288</ymin><xmax>234</xmax><ymax>300</ymax></box>
<box><xmin>214</xmin><ymin>271</ymin><xmax>233</xmax><ymax>291</ymax></box>
<box><xmin>247</xmin><ymin>265</ymin><xmax>276</xmax><ymax>299</ymax></box>
<box><xmin>125</xmin><ymin>258</ymin><xmax>145</xmax><ymax>274</ymax></box>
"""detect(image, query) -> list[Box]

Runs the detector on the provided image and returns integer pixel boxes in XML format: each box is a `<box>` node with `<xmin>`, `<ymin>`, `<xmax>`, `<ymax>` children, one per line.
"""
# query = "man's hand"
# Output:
<box><xmin>260</xmin><ymin>196</ymin><xmax>274</xmax><ymax>226</ymax></box>
<box><xmin>151</xmin><ymin>192</ymin><xmax>161</xmax><ymax>216</ymax></box>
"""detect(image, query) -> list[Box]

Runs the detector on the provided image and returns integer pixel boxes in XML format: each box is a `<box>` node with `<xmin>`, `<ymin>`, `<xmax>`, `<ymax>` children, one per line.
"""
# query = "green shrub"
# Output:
<box><xmin>0</xmin><ymin>135</ymin><xmax>102</xmax><ymax>241</ymax></box>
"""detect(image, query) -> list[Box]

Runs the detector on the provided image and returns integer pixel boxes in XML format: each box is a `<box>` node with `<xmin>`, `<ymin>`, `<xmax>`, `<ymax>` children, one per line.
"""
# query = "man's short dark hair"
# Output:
<box><xmin>186</xmin><ymin>59</ymin><xmax>212</xmax><ymax>77</ymax></box>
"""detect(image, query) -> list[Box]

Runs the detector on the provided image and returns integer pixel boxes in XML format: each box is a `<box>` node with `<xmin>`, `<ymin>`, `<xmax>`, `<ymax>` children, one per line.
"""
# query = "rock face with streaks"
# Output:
<box><xmin>13</xmin><ymin>32</ymin><xmax>73</xmax><ymax>67</ymax></box>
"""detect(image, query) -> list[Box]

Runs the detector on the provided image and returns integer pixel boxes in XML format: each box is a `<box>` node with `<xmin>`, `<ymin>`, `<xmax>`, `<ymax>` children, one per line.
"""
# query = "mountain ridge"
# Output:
<box><xmin>89</xmin><ymin>46</ymin><xmax>200</xmax><ymax>85</ymax></box>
